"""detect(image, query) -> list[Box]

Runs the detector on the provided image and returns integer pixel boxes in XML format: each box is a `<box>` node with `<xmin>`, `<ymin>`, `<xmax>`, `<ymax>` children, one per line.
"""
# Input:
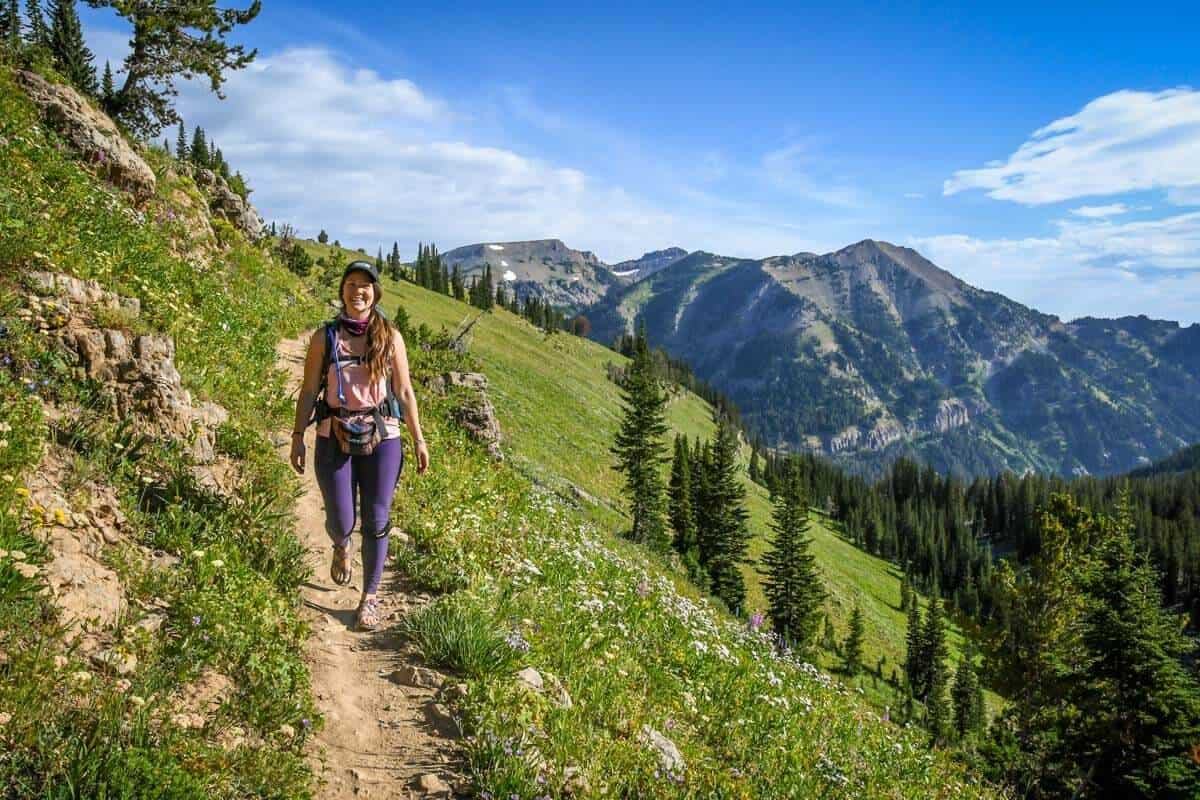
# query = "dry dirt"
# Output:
<box><xmin>276</xmin><ymin>334</ymin><xmax>464</xmax><ymax>800</ymax></box>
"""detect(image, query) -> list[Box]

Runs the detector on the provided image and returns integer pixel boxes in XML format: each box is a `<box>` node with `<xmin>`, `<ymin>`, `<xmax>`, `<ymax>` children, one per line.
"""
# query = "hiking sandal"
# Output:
<box><xmin>330</xmin><ymin>543</ymin><xmax>352</xmax><ymax>586</ymax></box>
<box><xmin>356</xmin><ymin>595</ymin><xmax>381</xmax><ymax>631</ymax></box>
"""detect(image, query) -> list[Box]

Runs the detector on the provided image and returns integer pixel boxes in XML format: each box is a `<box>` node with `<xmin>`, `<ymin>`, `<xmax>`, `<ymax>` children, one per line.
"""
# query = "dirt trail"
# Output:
<box><xmin>275</xmin><ymin>334</ymin><xmax>463</xmax><ymax>800</ymax></box>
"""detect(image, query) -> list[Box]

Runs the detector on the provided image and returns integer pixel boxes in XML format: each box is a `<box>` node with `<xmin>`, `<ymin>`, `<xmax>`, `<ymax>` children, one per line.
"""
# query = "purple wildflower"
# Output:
<box><xmin>191</xmin><ymin>615</ymin><xmax>201</xmax><ymax>627</ymax></box>
<box><xmin>636</xmin><ymin>578</ymin><xmax>651</xmax><ymax>598</ymax></box>
<box><xmin>749</xmin><ymin>610</ymin><xmax>765</xmax><ymax>630</ymax></box>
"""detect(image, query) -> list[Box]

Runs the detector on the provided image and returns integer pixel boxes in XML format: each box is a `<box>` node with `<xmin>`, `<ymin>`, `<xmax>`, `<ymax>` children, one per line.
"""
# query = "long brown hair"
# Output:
<box><xmin>339</xmin><ymin>273</ymin><xmax>394</xmax><ymax>382</ymax></box>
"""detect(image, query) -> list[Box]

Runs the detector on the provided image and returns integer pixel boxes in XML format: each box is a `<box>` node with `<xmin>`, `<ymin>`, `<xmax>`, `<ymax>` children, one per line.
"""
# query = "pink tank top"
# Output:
<box><xmin>316</xmin><ymin>328</ymin><xmax>402</xmax><ymax>440</ymax></box>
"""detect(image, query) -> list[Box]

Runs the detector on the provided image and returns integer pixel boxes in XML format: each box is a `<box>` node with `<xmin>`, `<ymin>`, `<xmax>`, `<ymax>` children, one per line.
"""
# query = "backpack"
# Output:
<box><xmin>309</xmin><ymin>320</ymin><xmax>403</xmax><ymax>455</ymax></box>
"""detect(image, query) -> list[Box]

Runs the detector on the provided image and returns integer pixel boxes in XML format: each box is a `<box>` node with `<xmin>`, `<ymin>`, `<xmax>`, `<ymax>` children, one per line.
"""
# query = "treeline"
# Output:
<box><xmin>749</xmin><ymin>447</ymin><xmax>1200</xmax><ymax>631</ymax></box>
<box><xmin>163</xmin><ymin>121</ymin><xmax>250</xmax><ymax>199</ymax></box>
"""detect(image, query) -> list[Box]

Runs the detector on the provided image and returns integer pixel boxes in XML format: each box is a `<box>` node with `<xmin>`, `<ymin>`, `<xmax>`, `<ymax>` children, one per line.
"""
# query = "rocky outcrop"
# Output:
<box><xmin>25</xmin><ymin>271</ymin><xmax>228</xmax><ymax>465</ymax></box>
<box><xmin>190</xmin><ymin>166</ymin><xmax>265</xmax><ymax>241</ymax></box>
<box><xmin>429</xmin><ymin>370</ymin><xmax>503</xmax><ymax>461</ymax></box>
<box><xmin>15</xmin><ymin>70</ymin><xmax>156</xmax><ymax>203</ymax></box>
<box><xmin>929</xmin><ymin>398</ymin><xmax>971</xmax><ymax>433</ymax></box>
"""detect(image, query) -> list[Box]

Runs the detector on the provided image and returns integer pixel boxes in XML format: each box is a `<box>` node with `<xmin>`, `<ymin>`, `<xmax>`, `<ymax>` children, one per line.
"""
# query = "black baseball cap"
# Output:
<box><xmin>342</xmin><ymin>260</ymin><xmax>379</xmax><ymax>282</ymax></box>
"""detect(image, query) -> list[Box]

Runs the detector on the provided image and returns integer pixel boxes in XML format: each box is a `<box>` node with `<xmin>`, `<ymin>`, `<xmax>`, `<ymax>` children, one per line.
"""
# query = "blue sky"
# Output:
<box><xmin>80</xmin><ymin>1</ymin><xmax>1200</xmax><ymax>322</ymax></box>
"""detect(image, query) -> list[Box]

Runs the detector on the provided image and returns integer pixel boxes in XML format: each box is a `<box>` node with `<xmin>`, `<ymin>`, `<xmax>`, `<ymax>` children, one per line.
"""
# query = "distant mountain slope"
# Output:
<box><xmin>439</xmin><ymin>238</ymin><xmax>623</xmax><ymax>311</ymax></box>
<box><xmin>610</xmin><ymin>246</ymin><xmax>689</xmax><ymax>280</ymax></box>
<box><xmin>1128</xmin><ymin>442</ymin><xmax>1200</xmax><ymax>477</ymax></box>
<box><xmin>588</xmin><ymin>239</ymin><xmax>1200</xmax><ymax>478</ymax></box>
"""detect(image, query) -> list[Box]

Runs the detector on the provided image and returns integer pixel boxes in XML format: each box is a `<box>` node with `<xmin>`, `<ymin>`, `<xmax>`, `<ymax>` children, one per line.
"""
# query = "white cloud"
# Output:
<box><xmin>945</xmin><ymin>88</ymin><xmax>1200</xmax><ymax>205</ymax></box>
<box><xmin>760</xmin><ymin>141</ymin><xmax>862</xmax><ymax>208</ymax></box>
<box><xmin>912</xmin><ymin>211</ymin><xmax>1200</xmax><ymax>323</ymax></box>
<box><xmin>1069</xmin><ymin>203</ymin><xmax>1130</xmax><ymax>218</ymax></box>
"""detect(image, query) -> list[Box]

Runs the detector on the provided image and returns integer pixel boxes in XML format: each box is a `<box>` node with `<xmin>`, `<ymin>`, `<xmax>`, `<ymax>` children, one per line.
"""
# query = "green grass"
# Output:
<box><xmin>0</xmin><ymin>67</ymin><xmax>325</xmax><ymax>797</ymax></box>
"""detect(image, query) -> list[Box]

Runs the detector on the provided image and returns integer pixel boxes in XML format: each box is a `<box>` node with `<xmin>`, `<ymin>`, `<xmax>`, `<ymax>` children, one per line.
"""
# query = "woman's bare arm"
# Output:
<box><xmin>289</xmin><ymin>329</ymin><xmax>326</xmax><ymax>473</ymax></box>
<box><xmin>390</xmin><ymin>331</ymin><xmax>429</xmax><ymax>473</ymax></box>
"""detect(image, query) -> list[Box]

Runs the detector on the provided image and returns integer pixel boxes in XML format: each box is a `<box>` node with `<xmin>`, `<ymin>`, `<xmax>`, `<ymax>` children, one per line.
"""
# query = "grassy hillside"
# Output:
<box><xmin>300</xmin><ymin>240</ymin><xmax>982</xmax><ymax>711</ymax></box>
<box><xmin>1</xmin><ymin>67</ymin><xmax>327</xmax><ymax>797</ymax></box>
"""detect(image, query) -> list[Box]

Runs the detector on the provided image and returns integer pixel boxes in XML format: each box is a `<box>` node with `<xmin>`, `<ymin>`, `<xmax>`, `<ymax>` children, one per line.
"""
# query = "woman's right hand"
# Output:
<box><xmin>290</xmin><ymin>436</ymin><xmax>306</xmax><ymax>474</ymax></box>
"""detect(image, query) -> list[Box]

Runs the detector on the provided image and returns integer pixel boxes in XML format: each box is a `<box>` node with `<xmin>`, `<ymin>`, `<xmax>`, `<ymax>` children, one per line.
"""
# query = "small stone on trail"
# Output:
<box><xmin>424</xmin><ymin>702</ymin><xmax>459</xmax><ymax>738</ymax></box>
<box><xmin>415</xmin><ymin>773</ymin><xmax>452</xmax><ymax>798</ymax></box>
<box><xmin>392</xmin><ymin>665</ymin><xmax>445</xmax><ymax>689</ymax></box>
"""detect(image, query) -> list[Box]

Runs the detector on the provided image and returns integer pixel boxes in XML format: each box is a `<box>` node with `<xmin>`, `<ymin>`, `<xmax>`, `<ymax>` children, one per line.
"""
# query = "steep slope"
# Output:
<box><xmin>439</xmin><ymin>238</ymin><xmax>624</xmax><ymax>311</ymax></box>
<box><xmin>589</xmin><ymin>240</ymin><xmax>1200</xmax><ymax>478</ymax></box>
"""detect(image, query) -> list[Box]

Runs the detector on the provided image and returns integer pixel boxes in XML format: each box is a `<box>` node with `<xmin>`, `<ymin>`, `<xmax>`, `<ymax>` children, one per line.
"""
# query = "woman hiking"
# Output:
<box><xmin>289</xmin><ymin>260</ymin><xmax>429</xmax><ymax>631</ymax></box>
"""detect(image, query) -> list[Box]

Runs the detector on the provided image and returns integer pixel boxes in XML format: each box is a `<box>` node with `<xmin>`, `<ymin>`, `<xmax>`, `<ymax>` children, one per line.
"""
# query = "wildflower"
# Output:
<box><xmin>1</xmin><ymin>474</ymin><xmax>12</xmax><ymax>482</ymax></box>
<box><xmin>15</xmin><ymin>487</ymin><xmax>29</xmax><ymax>498</ymax></box>
<box><xmin>15</xmin><ymin>563</ymin><xmax>38</xmax><ymax>578</ymax></box>
<box><xmin>505</xmin><ymin>630</ymin><xmax>531</xmax><ymax>653</ymax></box>
<box><xmin>130</xmin><ymin>695</ymin><xmax>146</xmax><ymax>707</ymax></box>
<box><xmin>0</xmin><ymin>439</ymin><xmax>8</xmax><ymax>449</ymax></box>
<box><xmin>0</xmin><ymin>421</ymin><xmax>10</xmax><ymax>433</ymax></box>
<box><xmin>0</xmin><ymin>711</ymin><xmax>11</xmax><ymax>726</ymax></box>
<box><xmin>749</xmin><ymin>610</ymin><xmax>765</xmax><ymax>630</ymax></box>
<box><xmin>71</xmin><ymin>670</ymin><xmax>93</xmax><ymax>684</ymax></box>
<box><xmin>210</xmin><ymin>559</ymin><xmax>224</xmax><ymax>568</ymax></box>
<box><xmin>277</xmin><ymin>723</ymin><xmax>295</xmax><ymax>737</ymax></box>
<box><xmin>53</xmin><ymin>655</ymin><xmax>68</xmax><ymax>669</ymax></box>
<box><xmin>301</xmin><ymin>718</ymin><xmax>311</xmax><ymax>729</ymax></box>
<box><xmin>191</xmin><ymin>615</ymin><xmax>202</xmax><ymax>627</ymax></box>
<box><xmin>114</xmin><ymin>679</ymin><xmax>131</xmax><ymax>693</ymax></box>
<box><xmin>636</xmin><ymin>577</ymin><xmax>651</xmax><ymax>598</ymax></box>
<box><xmin>190</xmin><ymin>549</ymin><xmax>205</xmax><ymax>558</ymax></box>
<box><xmin>53</xmin><ymin>508</ymin><xmax>68</xmax><ymax>525</ymax></box>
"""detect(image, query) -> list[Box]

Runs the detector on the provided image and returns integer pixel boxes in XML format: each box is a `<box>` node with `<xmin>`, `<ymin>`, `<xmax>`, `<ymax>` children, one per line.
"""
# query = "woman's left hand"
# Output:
<box><xmin>415</xmin><ymin>441</ymin><xmax>430</xmax><ymax>474</ymax></box>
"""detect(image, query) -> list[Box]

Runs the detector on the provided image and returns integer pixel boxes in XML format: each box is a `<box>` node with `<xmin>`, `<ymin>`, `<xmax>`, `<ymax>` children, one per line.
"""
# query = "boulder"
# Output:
<box><xmin>16</xmin><ymin>71</ymin><xmax>156</xmax><ymax>203</ymax></box>
<box><xmin>453</xmin><ymin>395</ymin><xmax>503</xmax><ymax>462</ymax></box>
<box><xmin>391</xmin><ymin>664</ymin><xmax>446</xmax><ymax>689</ymax></box>
<box><xmin>191</xmin><ymin>166</ymin><xmax>264</xmax><ymax>240</ymax></box>
<box><xmin>640</xmin><ymin>725</ymin><xmax>685</xmax><ymax>773</ymax></box>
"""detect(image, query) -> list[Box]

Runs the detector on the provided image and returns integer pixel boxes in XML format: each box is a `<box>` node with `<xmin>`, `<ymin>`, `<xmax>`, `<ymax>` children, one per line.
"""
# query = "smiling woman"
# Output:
<box><xmin>289</xmin><ymin>260</ymin><xmax>430</xmax><ymax>630</ymax></box>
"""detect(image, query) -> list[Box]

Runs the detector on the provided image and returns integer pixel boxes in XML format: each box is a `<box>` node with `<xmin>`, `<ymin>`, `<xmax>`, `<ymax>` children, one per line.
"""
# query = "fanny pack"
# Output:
<box><xmin>330</xmin><ymin>406</ymin><xmax>388</xmax><ymax>457</ymax></box>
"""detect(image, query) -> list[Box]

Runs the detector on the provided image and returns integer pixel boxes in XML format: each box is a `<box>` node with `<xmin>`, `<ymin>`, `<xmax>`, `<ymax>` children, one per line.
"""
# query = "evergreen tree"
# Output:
<box><xmin>100</xmin><ymin>60</ymin><xmax>115</xmax><ymax>110</ymax></box>
<box><xmin>441</xmin><ymin>263</ymin><xmax>450</xmax><ymax>296</ymax></box>
<box><xmin>610</xmin><ymin>324</ymin><xmax>670</xmax><ymax>553</ymax></box>
<box><xmin>748</xmin><ymin>447</ymin><xmax>760</xmax><ymax>484</ymax></box>
<box><xmin>904</xmin><ymin>598</ymin><xmax>925</xmax><ymax>697</ymax></box>
<box><xmin>451</xmin><ymin>264</ymin><xmax>464</xmax><ymax>301</ymax></box>
<box><xmin>759</xmin><ymin>465</ymin><xmax>824</xmax><ymax>652</ymax></box>
<box><xmin>24</xmin><ymin>0</ymin><xmax>48</xmax><ymax>48</ymax></box>
<box><xmin>174</xmin><ymin>120</ymin><xmax>187</xmax><ymax>160</ymax></box>
<box><xmin>48</xmin><ymin>0</ymin><xmax>95</xmax><ymax>94</ymax></box>
<box><xmin>189</xmin><ymin>125</ymin><xmax>207</xmax><ymax>167</ymax></box>
<box><xmin>0</xmin><ymin>0</ymin><xmax>16</xmax><ymax>51</ymax></box>
<box><xmin>1063</xmin><ymin>501</ymin><xmax>1200</xmax><ymax>796</ymax></box>
<box><xmin>317</xmin><ymin>229</ymin><xmax>329</xmax><ymax>244</ymax></box>
<box><xmin>923</xmin><ymin>597</ymin><xmax>951</xmax><ymax>741</ymax></box>
<box><xmin>900</xmin><ymin>569</ymin><xmax>913</xmax><ymax>611</ymax></box>
<box><xmin>701</xmin><ymin>417</ymin><xmax>751</xmax><ymax>612</ymax></box>
<box><xmin>86</xmin><ymin>0</ymin><xmax>260</xmax><ymax>137</ymax></box>
<box><xmin>668</xmin><ymin>434</ymin><xmax>704</xmax><ymax>588</ymax></box>
<box><xmin>494</xmin><ymin>281</ymin><xmax>507</xmax><ymax>309</ymax></box>
<box><xmin>951</xmin><ymin>657</ymin><xmax>984</xmax><ymax>739</ymax></box>
<box><xmin>482</xmin><ymin>263</ymin><xmax>494</xmax><ymax>310</ymax></box>
<box><xmin>844</xmin><ymin>602</ymin><xmax>865</xmax><ymax>676</ymax></box>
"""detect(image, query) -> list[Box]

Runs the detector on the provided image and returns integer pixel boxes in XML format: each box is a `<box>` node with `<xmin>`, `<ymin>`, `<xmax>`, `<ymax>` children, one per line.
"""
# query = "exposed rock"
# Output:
<box><xmin>29</xmin><ymin>272</ymin><xmax>227</xmax><ymax>465</ymax></box>
<box><xmin>452</xmin><ymin>394</ymin><xmax>503</xmax><ymax>462</ymax></box>
<box><xmin>555</xmin><ymin>683</ymin><xmax>574</xmax><ymax>709</ymax></box>
<box><xmin>174</xmin><ymin>669</ymin><xmax>233</xmax><ymax>717</ymax></box>
<box><xmin>414</xmin><ymin>773</ymin><xmax>452</xmax><ymax>798</ymax></box>
<box><xmin>15</xmin><ymin>70</ymin><xmax>156</xmax><ymax>203</ymax></box>
<box><xmin>190</xmin><ymin>166</ymin><xmax>264</xmax><ymax>241</ymax></box>
<box><xmin>391</xmin><ymin>665</ymin><xmax>446</xmax><ymax>689</ymax></box>
<box><xmin>423</xmin><ymin>701</ymin><xmax>459</xmax><ymax>738</ymax></box>
<box><xmin>515</xmin><ymin>666</ymin><xmax>544</xmax><ymax>692</ymax></box>
<box><xmin>640</xmin><ymin>725</ymin><xmax>685</xmax><ymax>773</ymax></box>
<box><xmin>444</xmin><ymin>371</ymin><xmax>488</xmax><ymax>390</ymax></box>
<box><xmin>91</xmin><ymin>648</ymin><xmax>137</xmax><ymax>676</ymax></box>
<box><xmin>930</xmin><ymin>397</ymin><xmax>971</xmax><ymax>433</ymax></box>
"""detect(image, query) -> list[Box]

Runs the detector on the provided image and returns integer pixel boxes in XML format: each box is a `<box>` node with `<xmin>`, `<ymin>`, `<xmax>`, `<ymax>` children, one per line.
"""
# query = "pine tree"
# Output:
<box><xmin>318</xmin><ymin>229</ymin><xmax>329</xmax><ymax>244</ymax></box>
<box><xmin>844</xmin><ymin>602</ymin><xmax>865</xmax><ymax>676</ymax></box>
<box><xmin>482</xmin><ymin>264</ymin><xmax>494</xmax><ymax>310</ymax></box>
<box><xmin>0</xmin><ymin>0</ymin><xmax>14</xmax><ymax>51</ymax></box>
<box><xmin>899</xmin><ymin>568</ymin><xmax>913</xmax><ymax>611</ymax></box>
<box><xmin>441</xmin><ymin>263</ymin><xmax>450</xmax><ymax>296</ymax></box>
<box><xmin>610</xmin><ymin>324</ymin><xmax>670</xmax><ymax>553</ymax></box>
<box><xmin>759</xmin><ymin>465</ymin><xmax>824</xmax><ymax>652</ymax></box>
<box><xmin>86</xmin><ymin>0</ymin><xmax>260</xmax><ymax>138</ymax></box>
<box><xmin>922</xmin><ymin>597</ymin><xmax>951</xmax><ymax>741</ymax></box>
<box><xmin>1063</xmin><ymin>500</ymin><xmax>1200</xmax><ymax>795</ymax></box>
<box><xmin>174</xmin><ymin>120</ymin><xmax>187</xmax><ymax>160</ymax></box>
<box><xmin>904</xmin><ymin>598</ymin><xmax>924</xmax><ymax>696</ymax></box>
<box><xmin>951</xmin><ymin>657</ymin><xmax>984</xmax><ymax>739</ymax></box>
<box><xmin>46</xmin><ymin>0</ymin><xmax>95</xmax><ymax>93</ymax></box>
<box><xmin>100</xmin><ymin>60</ymin><xmax>115</xmax><ymax>110</ymax></box>
<box><xmin>701</xmin><ymin>417</ymin><xmax>751</xmax><ymax>612</ymax></box>
<box><xmin>189</xmin><ymin>125</ymin><xmax>207</xmax><ymax>168</ymax></box>
<box><xmin>24</xmin><ymin>0</ymin><xmax>47</xmax><ymax>48</ymax></box>
<box><xmin>668</xmin><ymin>434</ymin><xmax>705</xmax><ymax>588</ymax></box>
<box><xmin>451</xmin><ymin>264</ymin><xmax>464</xmax><ymax>302</ymax></box>
<box><xmin>748</xmin><ymin>447</ymin><xmax>760</xmax><ymax>484</ymax></box>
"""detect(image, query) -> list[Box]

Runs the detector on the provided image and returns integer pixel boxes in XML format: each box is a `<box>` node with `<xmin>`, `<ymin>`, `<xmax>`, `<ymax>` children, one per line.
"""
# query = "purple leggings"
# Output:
<box><xmin>314</xmin><ymin>435</ymin><xmax>404</xmax><ymax>594</ymax></box>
